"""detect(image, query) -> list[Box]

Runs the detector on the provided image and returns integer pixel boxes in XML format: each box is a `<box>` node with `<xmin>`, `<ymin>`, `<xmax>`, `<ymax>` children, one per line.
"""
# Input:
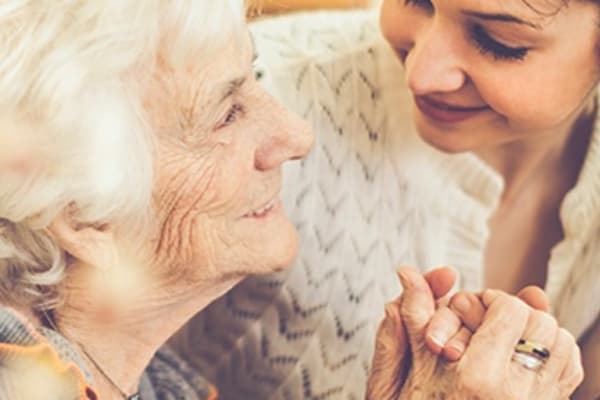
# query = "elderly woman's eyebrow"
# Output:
<box><xmin>218</xmin><ymin>76</ymin><xmax>247</xmax><ymax>103</ymax></box>
<box><xmin>461</xmin><ymin>9</ymin><xmax>543</xmax><ymax>30</ymax></box>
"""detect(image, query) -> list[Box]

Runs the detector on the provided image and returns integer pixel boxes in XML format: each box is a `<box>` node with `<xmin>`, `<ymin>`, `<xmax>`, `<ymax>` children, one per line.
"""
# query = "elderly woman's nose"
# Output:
<box><xmin>254</xmin><ymin>102</ymin><xmax>314</xmax><ymax>170</ymax></box>
<box><xmin>405</xmin><ymin>29</ymin><xmax>466</xmax><ymax>96</ymax></box>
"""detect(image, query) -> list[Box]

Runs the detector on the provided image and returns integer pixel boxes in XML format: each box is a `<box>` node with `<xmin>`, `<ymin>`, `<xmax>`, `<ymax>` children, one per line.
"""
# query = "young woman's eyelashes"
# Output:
<box><xmin>404</xmin><ymin>0</ymin><xmax>530</xmax><ymax>62</ymax></box>
<box><xmin>468</xmin><ymin>24</ymin><xmax>529</xmax><ymax>61</ymax></box>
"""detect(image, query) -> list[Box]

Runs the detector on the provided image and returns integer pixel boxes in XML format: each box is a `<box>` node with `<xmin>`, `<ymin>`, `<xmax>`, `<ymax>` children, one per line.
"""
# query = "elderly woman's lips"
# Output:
<box><xmin>415</xmin><ymin>96</ymin><xmax>490</xmax><ymax>124</ymax></box>
<box><xmin>243</xmin><ymin>198</ymin><xmax>280</xmax><ymax>219</ymax></box>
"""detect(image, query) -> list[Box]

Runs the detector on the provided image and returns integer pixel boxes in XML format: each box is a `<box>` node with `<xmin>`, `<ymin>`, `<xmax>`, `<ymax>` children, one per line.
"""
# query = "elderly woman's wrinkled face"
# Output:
<box><xmin>380</xmin><ymin>0</ymin><xmax>600</xmax><ymax>153</ymax></box>
<box><xmin>144</xmin><ymin>32</ymin><xmax>313</xmax><ymax>283</ymax></box>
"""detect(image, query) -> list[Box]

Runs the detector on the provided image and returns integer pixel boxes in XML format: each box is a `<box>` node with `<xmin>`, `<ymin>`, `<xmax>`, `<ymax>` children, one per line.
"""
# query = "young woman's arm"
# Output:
<box><xmin>574</xmin><ymin>316</ymin><xmax>600</xmax><ymax>400</ymax></box>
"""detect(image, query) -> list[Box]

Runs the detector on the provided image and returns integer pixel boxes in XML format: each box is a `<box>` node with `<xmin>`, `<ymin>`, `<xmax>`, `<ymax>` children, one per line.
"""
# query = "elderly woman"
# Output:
<box><xmin>0</xmin><ymin>1</ymin><xmax>586</xmax><ymax>399</ymax></box>
<box><xmin>0</xmin><ymin>1</ymin><xmax>312</xmax><ymax>398</ymax></box>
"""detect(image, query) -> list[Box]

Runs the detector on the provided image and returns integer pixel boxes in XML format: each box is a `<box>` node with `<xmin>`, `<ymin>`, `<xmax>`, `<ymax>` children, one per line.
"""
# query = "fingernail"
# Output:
<box><xmin>448</xmin><ymin>341</ymin><xmax>465</xmax><ymax>354</ymax></box>
<box><xmin>451</xmin><ymin>294</ymin><xmax>470</xmax><ymax>315</ymax></box>
<box><xmin>429</xmin><ymin>331</ymin><xmax>449</xmax><ymax>348</ymax></box>
<box><xmin>397</xmin><ymin>270</ymin><xmax>411</xmax><ymax>289</ymax></box>
<box><xmin>444</xmin><ymin>342</ymin><xmax>465</xmax><ymax>361</ymax></box>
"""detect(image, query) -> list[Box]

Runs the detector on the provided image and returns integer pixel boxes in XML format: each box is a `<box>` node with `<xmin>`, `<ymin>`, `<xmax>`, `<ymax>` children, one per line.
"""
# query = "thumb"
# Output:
<box><xmin>398</xmin><ymin>268</ymin><xmax>436</xmax><ymax>354</ymax></box>
<box><xmin>517</xmin><ymin>285</ymin><xmax>550</xmax><ymax>312</ymax></box>
<box><xmin>367</xmin><ymin>300</ymin><xmax>410</xmax><ymax>400</ymax></box>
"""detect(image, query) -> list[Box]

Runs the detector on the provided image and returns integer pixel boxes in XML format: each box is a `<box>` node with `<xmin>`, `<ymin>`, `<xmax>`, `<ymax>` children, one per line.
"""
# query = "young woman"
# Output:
<box><xmin>378</xmin><ymin>0</ymin><xmax>600</xmax><ymax>397</ymax></box>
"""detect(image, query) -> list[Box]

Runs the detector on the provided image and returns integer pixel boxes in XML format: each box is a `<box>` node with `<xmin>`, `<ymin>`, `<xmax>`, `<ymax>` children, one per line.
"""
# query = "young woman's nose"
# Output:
<box><xmin>404</xmin><ymin>25</ymin><xmax>466</xmax><ymax>96</ymax></box>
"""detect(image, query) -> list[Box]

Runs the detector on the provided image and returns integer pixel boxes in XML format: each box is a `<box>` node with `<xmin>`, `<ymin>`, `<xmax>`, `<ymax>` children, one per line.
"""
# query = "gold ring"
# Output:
<box><xmin>515</xmin><ymin>339</ymin><xmax>550</xmax><ymax>361</ymax></box>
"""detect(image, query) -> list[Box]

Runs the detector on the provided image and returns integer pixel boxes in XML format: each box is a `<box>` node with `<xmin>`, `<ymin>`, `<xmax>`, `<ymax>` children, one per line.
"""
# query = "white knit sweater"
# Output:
<box><xmin>177</xmin><ymin>10</ymin><xmax>600</xmax><ymax>399</ymax></box>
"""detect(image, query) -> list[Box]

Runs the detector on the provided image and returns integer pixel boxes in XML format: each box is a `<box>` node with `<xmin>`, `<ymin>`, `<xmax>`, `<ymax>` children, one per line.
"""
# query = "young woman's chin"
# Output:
<box><xmin>414</xmin><ymin>117</ymin><xmax>481</xmax><ymax>154</ymax></box>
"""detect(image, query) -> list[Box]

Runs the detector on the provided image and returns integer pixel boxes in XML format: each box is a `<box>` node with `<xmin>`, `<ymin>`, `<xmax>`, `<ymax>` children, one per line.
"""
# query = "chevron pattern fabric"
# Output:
<box><xmin>170</xmin><ymin>10</ymin><xmax>454</xmax><ymax>400</ymax></box>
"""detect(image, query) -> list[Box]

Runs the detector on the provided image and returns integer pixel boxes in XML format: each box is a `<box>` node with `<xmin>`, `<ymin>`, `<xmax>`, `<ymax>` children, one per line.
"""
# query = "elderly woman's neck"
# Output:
<box><xmin>51</xmin><ymin>267</ymin><xmax>241</xmax><ymax>398</ymax></box>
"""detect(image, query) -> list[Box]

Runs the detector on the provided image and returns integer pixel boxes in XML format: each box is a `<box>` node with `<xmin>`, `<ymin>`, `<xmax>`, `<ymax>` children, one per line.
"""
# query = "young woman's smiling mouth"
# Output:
<box><xmin>415</xmin><ymin>96</ymin><xmax>491</xmax><ymax>124</ymax></box>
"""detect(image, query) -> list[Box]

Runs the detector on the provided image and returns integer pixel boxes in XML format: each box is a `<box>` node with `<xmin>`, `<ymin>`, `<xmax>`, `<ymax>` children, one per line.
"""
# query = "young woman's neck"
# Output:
<box><xmin>476</xmin><ymin>96</ymin><xmax>597</xmax><ymax>205</ymax></box>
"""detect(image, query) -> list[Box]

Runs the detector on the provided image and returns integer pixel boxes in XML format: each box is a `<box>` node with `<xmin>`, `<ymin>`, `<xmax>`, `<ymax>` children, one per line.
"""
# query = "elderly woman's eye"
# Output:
<box><xmin>217</xmin><ymin>103</ymin><xmax>244</xmax><ymax>129</ymax></box>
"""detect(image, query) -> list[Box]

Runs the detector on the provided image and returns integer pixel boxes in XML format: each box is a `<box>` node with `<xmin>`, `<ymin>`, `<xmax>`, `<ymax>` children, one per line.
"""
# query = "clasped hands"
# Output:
<box><xmin>366</xmin><ymin>267</ymin><xmax>584</xmax><ymax>400</ymax></box>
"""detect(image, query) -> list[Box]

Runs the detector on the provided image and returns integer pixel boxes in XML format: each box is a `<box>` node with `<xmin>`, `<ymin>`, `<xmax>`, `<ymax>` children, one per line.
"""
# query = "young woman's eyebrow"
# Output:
<box><xmin>462</xmin><ymin>9</ymin><xmax>543</xmax><ymax>30</ymax></box>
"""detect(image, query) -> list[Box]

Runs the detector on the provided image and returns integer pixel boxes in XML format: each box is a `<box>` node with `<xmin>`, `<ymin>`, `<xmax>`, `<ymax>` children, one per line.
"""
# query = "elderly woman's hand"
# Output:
<box><xmin>366</xmin><ymin>267</ymin><xmax>457</xmax><ymax>399</ymax></box>
<box><xmin>367</xmin><ymin>268</ymin><xmax>584</xmax><ymax>400</ymax></box>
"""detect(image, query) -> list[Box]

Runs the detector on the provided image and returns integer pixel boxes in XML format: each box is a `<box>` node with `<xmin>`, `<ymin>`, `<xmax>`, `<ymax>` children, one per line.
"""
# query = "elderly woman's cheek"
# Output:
<box><xmin>152</xmin><ymin>154</ymin><xmax>221</xmax><ymax>264</ymax></box>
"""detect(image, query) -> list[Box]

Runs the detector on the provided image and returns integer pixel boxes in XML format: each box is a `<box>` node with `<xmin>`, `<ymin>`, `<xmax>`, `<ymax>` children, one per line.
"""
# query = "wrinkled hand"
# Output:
<box><xmin>368</xmin><ymin>268</ymin><xmax>584</xmax><ymax>400</ymax></box>
<box><xmin>367</xmin><ymin>267</ymin><xmax>545</xmax><ymax>399</ymax></box>
<box><xmin>366</xmin><ymin>267</ymin><xmax>456</xmax><ymax>399</ymax></box>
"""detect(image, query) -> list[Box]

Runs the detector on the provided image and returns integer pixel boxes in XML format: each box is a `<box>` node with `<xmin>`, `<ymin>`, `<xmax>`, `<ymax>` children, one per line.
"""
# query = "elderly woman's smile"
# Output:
<box><xmin>242</xmin><ymin>196</ymin><xmax>281</xmax><ymax>218</ymax></box>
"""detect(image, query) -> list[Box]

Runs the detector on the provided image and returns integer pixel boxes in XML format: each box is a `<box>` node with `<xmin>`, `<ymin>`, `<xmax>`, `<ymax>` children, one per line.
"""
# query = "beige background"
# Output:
<box><xmin>248</xmin><ymin>0</ymin><xmax>372</xmax><ymax>14</ymax></box>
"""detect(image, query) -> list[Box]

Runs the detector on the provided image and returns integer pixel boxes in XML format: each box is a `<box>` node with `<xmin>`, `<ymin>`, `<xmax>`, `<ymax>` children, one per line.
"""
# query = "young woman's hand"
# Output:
<box><xmin>425</xmin><ymin>286</ymin><xmax>549</xmax><ymax>361</ymax></box>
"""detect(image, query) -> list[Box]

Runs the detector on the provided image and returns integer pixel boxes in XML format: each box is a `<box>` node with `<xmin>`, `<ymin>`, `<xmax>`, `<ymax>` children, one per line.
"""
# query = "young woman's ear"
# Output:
<box><xmin>48</xmin><ymin>209</ymin><xmax>117</xmax><ymax>270</ymax></box>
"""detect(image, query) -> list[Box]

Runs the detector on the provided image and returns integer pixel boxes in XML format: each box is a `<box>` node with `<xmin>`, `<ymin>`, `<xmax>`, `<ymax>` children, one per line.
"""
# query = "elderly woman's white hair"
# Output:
<box><xmin>0</xmin><ymin>0</ymin><xmax>245</xmax><ymax>311</ymax></box>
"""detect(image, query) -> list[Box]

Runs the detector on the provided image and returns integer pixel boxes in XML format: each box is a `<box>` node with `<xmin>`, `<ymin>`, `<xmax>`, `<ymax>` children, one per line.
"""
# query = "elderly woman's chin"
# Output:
<box><xmin>236</xmin><ymin>199</ymin><xmax>300</xmax><ymax>274</ymax></box>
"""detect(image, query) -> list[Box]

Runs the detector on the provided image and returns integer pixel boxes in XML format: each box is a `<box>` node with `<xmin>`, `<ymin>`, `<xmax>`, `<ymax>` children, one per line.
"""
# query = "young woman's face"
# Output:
<box><xmin>380</xmin><ymin>0</ymin><xmax>600</xmax><ymax>153</ymax></box>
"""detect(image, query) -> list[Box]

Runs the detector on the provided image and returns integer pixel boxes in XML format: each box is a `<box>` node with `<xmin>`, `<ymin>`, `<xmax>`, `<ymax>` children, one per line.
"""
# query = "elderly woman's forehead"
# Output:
<box><xmin>185</xmin><ymin>34</ymin><xmax>252</xmax><ymax>92</ymax></box>
<box><xmin>145</xmin><ymin>33</ymin><xmax>252</xmax><ymax>127</ymax></box>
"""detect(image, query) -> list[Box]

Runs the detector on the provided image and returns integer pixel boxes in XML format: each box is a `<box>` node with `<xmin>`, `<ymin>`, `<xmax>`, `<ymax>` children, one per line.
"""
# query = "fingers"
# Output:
<box><xmin>465</xmin><ymin>290</ymin><xmax>529</xmax><ymax>368</ymax></box>
<box><xmin>425</xmin><ymin>307</ymin><xmax>461</xmax><ymax>354</ymax></box>
<box><xmin>423</xmin><ymin>267</ymin><xmax>457</xmax><ymax>300</ymax></box>
<box><xmin>508</xmin><ymin>310</ymin><xmax>559</xmax><ymax>387</ymax></box>
<box><xmin>517</xmin><ymin>286</ymin><xmax>550</xmax><ymax>312</ymax></box>
<box><xmin>559</xmin><ymin>340</ymin><xmax>585</xmax><ymax>398</ymax></box>
<box><xmin>431</xmin><ymin>286</ymin><xmax>550</xmax><ymax>364</ymax></box>
<box><xmin>448</xmin><ymin>292</ymin><xmax>486</xmax><ymax>332</ymax></box>
<box><xmin>397</xmin><ymin>268</ymin><xmax>437</xmax><ymax>353</ymax></box>
<box><xmin>542</xmin><ymin>328</ymin><xmax>584</xmax><ymax>398</ymax></box>
<box><xmin>448</xmin><ymin>286</ymin><xmax>548</xmax><ymax>335</ymax></box>
<box><xmin>519</xmin><ymin>310</ymin><xmax>558</xmax><ymax>356</ymax></box>
<box><xmin>367</xmin><ymin>301</ymin><xmax>409</xmax><ymax>400</ymax></box>
<box><xmin>442</xmin><ymin>327</ymin><xmax>472</xmax><ymax>362</ymax></box>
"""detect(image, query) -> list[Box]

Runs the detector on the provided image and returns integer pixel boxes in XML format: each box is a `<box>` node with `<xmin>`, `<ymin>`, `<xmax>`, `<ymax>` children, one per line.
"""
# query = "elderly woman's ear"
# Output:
<box><xmin>48</xmin><ymin>208</ymin><xmax>118</xmax><ymax>271</ymax></box>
